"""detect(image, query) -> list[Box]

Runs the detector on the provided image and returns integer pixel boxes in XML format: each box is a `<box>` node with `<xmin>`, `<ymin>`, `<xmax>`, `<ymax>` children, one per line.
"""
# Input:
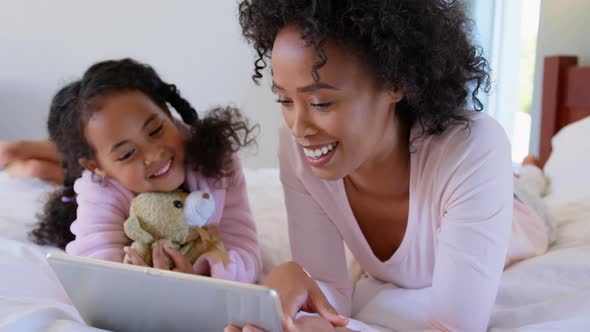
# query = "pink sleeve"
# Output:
<box><xmin>428</xmin><ymin>118</ymin><xmax>513</xmax><ymax>331</ymax></box>
<box><xmin>65</xmin><ymin>171</ymin><xmax>133</xmax><ymax>262</ymax></box>
<box><xmin>279</xmin><ymin>129</ymin><xmax>353</xmax><ymax>316</ymax></box>
<box><xmin>196</xmin><ymin>157</ymin><xmax>262</xmax><ymax>283</ymax></box>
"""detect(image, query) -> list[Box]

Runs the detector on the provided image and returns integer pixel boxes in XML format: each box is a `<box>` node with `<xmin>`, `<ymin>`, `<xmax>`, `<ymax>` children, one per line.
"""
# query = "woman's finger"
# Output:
<box><xmin>123</xmin><ymin>246</ymin><xmax>148</xmax><ymax>267</ymax></box>
<box><xmin>290</xmin><ymin>315</ymin><xmax>335</xmax><ymax>332</ymax></box>
<box><xmin>222</xmin><ymin>325</ymin><xmax>265</xmax><ymax>332</ymax></box>
<box><xmin>242</xmin><ymin>324</ymin><xmax>266</xmax><ymax>332</ymax></box>
<box><xmin>282</xmin><ymin>291</ymin><xmax>308</xmax><ymax>321</ymax></box>
<box><xmin>308</xmin><ymin>286</ymin><xmax>348</xmax><ymax>327</ymax></box>
<box><xmin>264</xmin><ymin>262</ymin><xmax>312</xmax><ymax>321</ymax></box>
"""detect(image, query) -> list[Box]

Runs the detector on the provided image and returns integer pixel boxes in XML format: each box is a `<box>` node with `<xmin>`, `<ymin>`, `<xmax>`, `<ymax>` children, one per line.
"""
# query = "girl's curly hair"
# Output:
<box><xmin>239</xmin><ymin>0</ymin><xmax>491</xmax><ymax>135</ymax></box>
<box><xmin>31</xmin><ymin>58</ymin><xmax>257</xmax><ymax>249</ymax></box>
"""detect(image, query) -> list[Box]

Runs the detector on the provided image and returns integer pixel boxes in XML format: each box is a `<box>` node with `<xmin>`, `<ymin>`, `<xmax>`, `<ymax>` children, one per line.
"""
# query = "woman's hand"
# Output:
<box><xmin>224</xmin><ymin>262</ymin><xmax>350</xmax><ymax>332</ymax></box>
<box><xmin>265</xmin><ymin>261</ymin><xmax>348</xmax><ymax>327</ymax></box>
<box><xmin>123</xmin><ymin>240</ymin><xmax>194</xmax><ymax>274</ymax></box>
<box><xmin>224</xmin><ymin>316</ymin><xmax>358</xmax><ymax>332</ymax></box>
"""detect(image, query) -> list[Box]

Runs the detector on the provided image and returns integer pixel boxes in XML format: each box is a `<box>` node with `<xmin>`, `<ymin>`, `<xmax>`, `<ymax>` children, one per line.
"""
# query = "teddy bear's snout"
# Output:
<box><xmin>184</xmin><ymin>190</ymin><xmax>215</xmax><ymax>227</ymax></box>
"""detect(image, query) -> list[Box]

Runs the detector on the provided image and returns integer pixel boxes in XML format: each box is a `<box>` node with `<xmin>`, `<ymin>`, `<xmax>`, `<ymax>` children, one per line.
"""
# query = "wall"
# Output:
<box><xmin>0</xmin><ymin>1</ymin><xmax>281</xmax><ymax>168</ymax></box>
<box><xmin>530</xmin><ymin>0</ymin><xmax>590</xmax><ymax>155</ymax></box>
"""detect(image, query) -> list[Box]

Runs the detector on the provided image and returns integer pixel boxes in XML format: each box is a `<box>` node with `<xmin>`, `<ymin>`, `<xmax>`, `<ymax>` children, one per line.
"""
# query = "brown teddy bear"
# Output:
<box><xmin>123</xmin><ymin>190</ymin><xmax>228</xmax><ymax>269</ymax></box>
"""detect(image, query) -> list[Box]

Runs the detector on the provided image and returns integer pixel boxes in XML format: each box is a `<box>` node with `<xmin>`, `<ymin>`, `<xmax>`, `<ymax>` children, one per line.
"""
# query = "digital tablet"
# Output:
<box><xmin>47</xmin><ymin>252</ymin><xmax>283</xmax><ymax>332</ymax></box>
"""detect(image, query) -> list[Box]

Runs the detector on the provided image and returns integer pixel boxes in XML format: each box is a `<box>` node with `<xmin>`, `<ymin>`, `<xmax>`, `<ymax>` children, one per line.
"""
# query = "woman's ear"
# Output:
<box><xmin>78</xmin><ymin>158</ymin><xmax>107</xmax><ymax>178</ymax></box>
<box><xmin>389</xmin><ymin>89</ymin><xmax>404</xmax><ymax>103</ymax></box>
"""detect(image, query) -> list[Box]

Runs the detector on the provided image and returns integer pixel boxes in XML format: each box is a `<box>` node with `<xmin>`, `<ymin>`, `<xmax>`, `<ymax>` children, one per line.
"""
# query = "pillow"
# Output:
<box><xmin>0</xmin><ymin>172</ymin><xmax>56</xmax><ymax>242</ymax></box>
<box><xmin>543</xmin><ymin>116</ymin><xmax>590</xmax><ymax>209</ymax></box>
<box><xmin>243</xmin><ymin>168</ymin><xmax>291</xmax><ymax>277</ymax></box>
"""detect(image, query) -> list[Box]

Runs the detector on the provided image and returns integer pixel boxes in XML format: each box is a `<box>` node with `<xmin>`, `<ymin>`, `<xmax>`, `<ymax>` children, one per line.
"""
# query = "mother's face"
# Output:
<box><xmin>271</xmin><ymin>25</ymin><xmax>402</xmax><ymax>181</ymax></box>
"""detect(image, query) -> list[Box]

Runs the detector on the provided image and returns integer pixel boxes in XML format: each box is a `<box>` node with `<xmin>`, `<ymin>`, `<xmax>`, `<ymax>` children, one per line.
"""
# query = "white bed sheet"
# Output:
<box><xmin>351</xmin><ymin>210</ymin><xmax>590</xmax><ymax>331</ymax></box>
<box><xmin>1</xmin><ymin>171</ymin><xmax>589</xmax><ymax>331</ymax></box>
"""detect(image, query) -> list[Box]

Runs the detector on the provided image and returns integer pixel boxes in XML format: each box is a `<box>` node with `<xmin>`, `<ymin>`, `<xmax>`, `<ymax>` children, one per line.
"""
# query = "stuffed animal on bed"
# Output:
<box><xmin>122</xmin><ymin>190</ymin><xmax>228</xmax><ymax>269</ymax></box>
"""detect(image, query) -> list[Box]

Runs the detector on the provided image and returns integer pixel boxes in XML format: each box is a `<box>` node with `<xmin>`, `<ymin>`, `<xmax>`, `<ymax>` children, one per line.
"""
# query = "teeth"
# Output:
<box><xmin>303</xmin><ymin>142</ymin><xmax>337</xmax><ymax>159</ymax></box>
<box><xmin>153</xmin><ymin>160</ymin><xmax>172</xmax><ymax>177</ymax></box>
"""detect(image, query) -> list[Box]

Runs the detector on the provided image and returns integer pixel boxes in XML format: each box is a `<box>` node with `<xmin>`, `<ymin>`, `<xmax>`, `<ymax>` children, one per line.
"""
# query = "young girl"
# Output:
<box><xmin>31</xmin><ymin>58</ymin><xmax>261</xmax><ymax>283</ymax></box>
<box><xmin>234</xmin><ymin>0</ymin><xmax>554</xmax><ymax>331</ymax></box>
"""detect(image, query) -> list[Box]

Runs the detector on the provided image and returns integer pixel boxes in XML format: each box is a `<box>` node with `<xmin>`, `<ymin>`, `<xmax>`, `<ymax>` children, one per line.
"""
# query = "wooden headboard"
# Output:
<box><xmin>539</xmin><ymin>56</ymin><xmax>590</xmax><ymax>166</ymax></box>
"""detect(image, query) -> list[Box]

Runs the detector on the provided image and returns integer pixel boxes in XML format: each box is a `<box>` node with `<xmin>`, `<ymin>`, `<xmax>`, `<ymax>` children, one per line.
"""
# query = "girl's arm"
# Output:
<box><xmin>65</xmin><ymin>171</ymin><xmax>134</xmax><ymax>262</ymax></box>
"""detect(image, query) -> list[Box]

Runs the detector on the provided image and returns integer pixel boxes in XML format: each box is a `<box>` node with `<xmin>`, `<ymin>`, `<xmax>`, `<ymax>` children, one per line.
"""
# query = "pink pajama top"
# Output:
<box><xmin>279</xmin><ymin>112</ymin><xmax>548</xmax><ymax>331</ymax></box>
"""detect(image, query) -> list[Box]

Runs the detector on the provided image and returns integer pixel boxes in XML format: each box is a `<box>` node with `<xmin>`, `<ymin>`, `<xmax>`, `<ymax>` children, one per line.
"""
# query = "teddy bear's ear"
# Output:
<box><xmin>123</xmin><ymin>216</ymin><xmax>155</xmax><ymax>244</ymax></box>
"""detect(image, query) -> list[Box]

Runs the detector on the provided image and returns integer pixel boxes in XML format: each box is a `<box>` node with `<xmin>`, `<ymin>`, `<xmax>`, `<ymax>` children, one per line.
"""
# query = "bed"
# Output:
<box><xmin>1</xmin><ymin>56</ymin><xmax>589</xmax><ymax>331</ymax></box>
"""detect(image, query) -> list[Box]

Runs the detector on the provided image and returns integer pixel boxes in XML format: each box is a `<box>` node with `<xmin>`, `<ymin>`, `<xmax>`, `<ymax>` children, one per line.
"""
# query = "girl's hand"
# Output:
<box><xmin>264</xmin><ymin>262</ymin><xmax>348</xmax><ymax>328</ymax></box>
<box><xmin>123</xmin><ymin>240</ymin><xmax>194</xmax><ymax>274</ymax></box>
<box><xmin>123</xmin><ymin>245</ymin><xmax>148</xmax><ymax>266</ymax></box>
<box><xmin>160</xmin><ymin>241</ymin><xmax>195</xmax><ymax>273</ymax></box>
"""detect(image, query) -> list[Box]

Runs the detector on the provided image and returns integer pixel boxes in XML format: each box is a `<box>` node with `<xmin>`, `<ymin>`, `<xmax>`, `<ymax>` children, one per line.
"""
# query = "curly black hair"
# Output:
<box><xmin>239</xmin><ymin>0</ymin><xmax>491</xmax><ymax>136</ymax></box>
<box><xmin>31</xmin><ymin>58</ymin><xmax>257</xmax><ymax>249</ymax></box>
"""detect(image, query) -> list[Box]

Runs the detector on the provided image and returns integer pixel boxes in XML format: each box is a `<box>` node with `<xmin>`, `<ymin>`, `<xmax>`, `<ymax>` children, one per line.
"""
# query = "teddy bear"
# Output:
<box><xmin>122</xmin><ymin>190</ymin><xmax>228</xmax><ymax>270</ymax></box>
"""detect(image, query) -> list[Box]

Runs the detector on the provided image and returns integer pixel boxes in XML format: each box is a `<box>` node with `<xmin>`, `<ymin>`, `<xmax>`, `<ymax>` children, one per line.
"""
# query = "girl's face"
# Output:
<box><xmin>271</xmin><ymin>25</ymin><xmax>403</xmax><ymax>180</ymax></box>
<box><xmin>81</xmin><ymin>91</ymin><xmax>186</xmax><ymax>193</ymax></box>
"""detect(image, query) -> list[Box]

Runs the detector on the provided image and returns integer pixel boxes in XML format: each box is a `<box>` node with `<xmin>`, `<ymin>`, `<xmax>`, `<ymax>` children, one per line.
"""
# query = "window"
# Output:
<box><xmin>467</xmin><ymin>0</ymin><xmax>541</xmax><ymax>163</ymax></box>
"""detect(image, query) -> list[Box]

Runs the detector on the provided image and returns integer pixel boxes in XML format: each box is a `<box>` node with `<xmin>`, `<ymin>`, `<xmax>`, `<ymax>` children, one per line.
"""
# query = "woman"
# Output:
<box><xmin>232</xmin><ymin>0</ymin><xmax>552</xmax><ymax>331</ymax></box>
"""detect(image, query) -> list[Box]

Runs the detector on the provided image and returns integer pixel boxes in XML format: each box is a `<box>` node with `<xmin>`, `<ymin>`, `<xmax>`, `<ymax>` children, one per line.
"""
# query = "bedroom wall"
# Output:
<box><xmin>529</xmin><ymin>0</ymin><xmax>590</xmax><ymax>155</ymax></box>
<box><xmin>0</xmin><ymin>1</ymin><xmax>281</xmax><ymax>169</ymax></box>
